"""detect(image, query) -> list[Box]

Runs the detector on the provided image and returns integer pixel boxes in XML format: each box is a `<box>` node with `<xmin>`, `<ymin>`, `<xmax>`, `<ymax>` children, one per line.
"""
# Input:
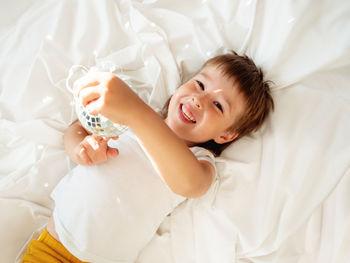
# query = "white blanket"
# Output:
<box><xmin>1</xmin><ymin>0</ymin><xmax>349</xmax><ymax>262</ymax></box>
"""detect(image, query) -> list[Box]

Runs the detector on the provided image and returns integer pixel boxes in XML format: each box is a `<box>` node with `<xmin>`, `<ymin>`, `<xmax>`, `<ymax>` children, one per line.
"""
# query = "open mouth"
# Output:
<box><xmin>179</xmin><ymin>104</ymin><xmax>196</xmax><ymax>123</ymax></box>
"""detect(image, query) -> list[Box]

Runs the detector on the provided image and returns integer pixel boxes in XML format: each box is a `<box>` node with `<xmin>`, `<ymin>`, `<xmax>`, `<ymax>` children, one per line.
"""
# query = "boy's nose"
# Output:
<box><xmin>191</xmin><ymin>96</ymin><xmax>202</xmax><ymax>109</ymax></box>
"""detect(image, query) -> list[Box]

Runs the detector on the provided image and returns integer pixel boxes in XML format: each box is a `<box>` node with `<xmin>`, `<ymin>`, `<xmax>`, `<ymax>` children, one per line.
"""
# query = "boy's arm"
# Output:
<box><xmin>75</xmin><ymin>73</ymin><xmax>215</xmax><ymax>198</ymax></box>
<box><xmin>131</xmin><ymin>104</ymin><xmax>216</xmax><ymax>198</ymax></box>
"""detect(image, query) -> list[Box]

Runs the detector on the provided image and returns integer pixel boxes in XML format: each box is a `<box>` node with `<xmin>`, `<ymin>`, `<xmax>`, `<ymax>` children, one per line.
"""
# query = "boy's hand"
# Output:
<box><xmin>74</xmin><ymin>135</ymin><xmax>119</xmax><ymax>166</ymax></box>
<box><xmin>73</xmin><ymin>72</ymin><xmax>145</xmax><ymax>127</ymax></box>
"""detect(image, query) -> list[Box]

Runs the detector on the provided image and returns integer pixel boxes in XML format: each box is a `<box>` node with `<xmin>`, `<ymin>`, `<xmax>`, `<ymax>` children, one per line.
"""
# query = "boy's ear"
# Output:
<box><xmin>214</xmin><ymin>132</ymin><xmax>239</xmax><ymax>144</ymax></box>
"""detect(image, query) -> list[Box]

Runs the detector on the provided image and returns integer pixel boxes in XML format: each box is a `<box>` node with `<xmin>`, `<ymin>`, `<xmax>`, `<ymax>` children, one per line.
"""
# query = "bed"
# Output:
<box><xmin>1</xmin><ymin>0</ymin><xmax>349</xmax><ymax>262</ymax></box>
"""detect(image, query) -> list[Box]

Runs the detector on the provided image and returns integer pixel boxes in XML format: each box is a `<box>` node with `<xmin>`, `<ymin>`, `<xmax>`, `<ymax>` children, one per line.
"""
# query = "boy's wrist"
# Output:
<box><xmin>126</xmin><ymin>100</ymin><xmax>159</xmax><ymax>131</ymax></box>
<box><xmin>63</xmin><ymin>121</ymin><xmax>89</xmax><ymax>162</ymax></box>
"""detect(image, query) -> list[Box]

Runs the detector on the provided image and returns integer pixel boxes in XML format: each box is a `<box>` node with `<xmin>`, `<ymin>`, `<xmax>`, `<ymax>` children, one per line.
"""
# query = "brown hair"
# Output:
<box><xmin>162</xmin><ymin>51</ymin><xmax>274</xmax><ymax>156</ymax></box>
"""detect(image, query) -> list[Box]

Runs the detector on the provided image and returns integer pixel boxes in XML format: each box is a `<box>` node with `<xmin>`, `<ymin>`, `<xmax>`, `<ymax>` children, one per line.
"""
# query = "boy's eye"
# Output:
<box><xmin>214</xmin><ymin>101</ymin><xmax>223</xmax><ymax>112</ymax></box>
<box><xmin>196</xmin><ymin>80</ymin><xmax>205</xmax><ymax>90</ymax></box>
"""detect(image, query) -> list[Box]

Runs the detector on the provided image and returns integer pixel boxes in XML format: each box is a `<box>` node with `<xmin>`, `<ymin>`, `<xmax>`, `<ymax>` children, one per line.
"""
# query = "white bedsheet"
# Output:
<box><xmin>1</xmin><ymin>0</ymin><xmax>349</xmax><ymax>262</ymax></box>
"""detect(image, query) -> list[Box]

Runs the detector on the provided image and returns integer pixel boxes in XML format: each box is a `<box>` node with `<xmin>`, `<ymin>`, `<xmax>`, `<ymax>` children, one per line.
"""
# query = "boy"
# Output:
<box><xmin>22</xmin><ymin>52</ymin><xmax>274</xmax><ymax>262</ymax></box>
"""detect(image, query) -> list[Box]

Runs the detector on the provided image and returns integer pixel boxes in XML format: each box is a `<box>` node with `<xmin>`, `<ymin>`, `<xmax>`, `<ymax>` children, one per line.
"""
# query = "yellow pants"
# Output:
<box><xmin>21</xmin><ymin>228</ymin><xmax>87</xmax><ymax>263</ymax></box>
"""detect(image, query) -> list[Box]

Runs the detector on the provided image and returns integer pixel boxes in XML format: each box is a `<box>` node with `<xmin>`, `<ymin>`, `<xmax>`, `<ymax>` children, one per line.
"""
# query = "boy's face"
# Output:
<box><xmin>165</xmin><ymin>65</ymin><xmax>247</xmax><ymax>146</ymax></box>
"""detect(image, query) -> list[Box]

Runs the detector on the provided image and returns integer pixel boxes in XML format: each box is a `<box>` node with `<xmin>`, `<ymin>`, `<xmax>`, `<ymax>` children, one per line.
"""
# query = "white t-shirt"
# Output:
<box><xmin>51</xmin><ymin>129</ymin><xmax>216</xmax><ymax>263</ymax></box>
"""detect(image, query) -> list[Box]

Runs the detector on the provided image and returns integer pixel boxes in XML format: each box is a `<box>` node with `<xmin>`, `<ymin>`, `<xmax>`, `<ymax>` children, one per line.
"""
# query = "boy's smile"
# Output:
<box><xmin>179</xmin><ymin>103</ymin><xmax>196</xmax><ymax>123</ymax></box>
<box><xmin>165</xmin><ymin>65</ymin><xmax>247</xmax><ymax>146</ymax></box>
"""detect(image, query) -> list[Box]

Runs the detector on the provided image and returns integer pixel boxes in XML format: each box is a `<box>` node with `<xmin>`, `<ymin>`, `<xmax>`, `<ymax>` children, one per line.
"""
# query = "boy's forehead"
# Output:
<box><xmin>200</xmin><ymin>64</ymin><xmax>226</xmax><ymax>75</ymax></box>
<box><xmin>198</xmin><ymin>65</ymin><xmax>237</xmax><ymax>88</ymax></box>
<box><xmin>198</xmin><ymin>65</ymin><xmax>247</xmax><ymax>115</ymax></box>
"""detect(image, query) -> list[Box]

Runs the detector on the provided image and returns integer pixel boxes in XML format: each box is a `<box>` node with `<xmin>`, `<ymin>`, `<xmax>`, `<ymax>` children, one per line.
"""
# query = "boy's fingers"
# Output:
<box><xmin>79</xmin><ymin>85</ymin><xmax>102</xmax><ymax>108</ymax></box>
<box><xmin>86</xmin><ymin>136</ymin><xmax>99</xmax><ymax>150</ymax></box>
<box><xmin>79</xmin><ymin>146</ymin><xmax>93</xmax><ymax>165</ymax></box>
<box><xmin>101</xmin><ymin>136</ymin><xmax>118</xmax><ymax>141</ymax></box>
<box><xmin>94</xmin><ymin>135</ymin><xmax>108</xmax><ymax>143</ymax></box>
<box><xmin>107</xmin><ymin>148</ymin><xmax>119</xmax><ymax>158</ymax></box>
<box><xmin>73</xmin><ymin>80</ymin><xmax>99</xmax><ymax>98</ymax></box>
<box><xmin>73</xmin><ymin>72</ymin><xmax>104</xmax><ymax>97</ymax></box>
<box><xmin>85</xmin><ymin>98</ymin><xmax>104</xmax><ymax>116</ymax></box>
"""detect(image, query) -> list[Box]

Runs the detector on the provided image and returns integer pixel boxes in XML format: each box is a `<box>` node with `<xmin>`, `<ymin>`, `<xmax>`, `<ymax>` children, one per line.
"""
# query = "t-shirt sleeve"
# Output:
<box><xmin>189</xmin><ymin>146</ymin><xmax>219</xmax><ymax>202</ymax></box>
<box><xmin>190</xmin><ymin>146</ymin><xmax>216</xmax><ymax>175</ymax></box>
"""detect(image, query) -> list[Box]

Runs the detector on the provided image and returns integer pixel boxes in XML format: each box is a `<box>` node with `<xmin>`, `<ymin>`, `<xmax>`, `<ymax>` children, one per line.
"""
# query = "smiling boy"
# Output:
<box><xmin>22</xmin><ymin>52</ymin><xmax>274</xmax><ymax>263</ymax></box>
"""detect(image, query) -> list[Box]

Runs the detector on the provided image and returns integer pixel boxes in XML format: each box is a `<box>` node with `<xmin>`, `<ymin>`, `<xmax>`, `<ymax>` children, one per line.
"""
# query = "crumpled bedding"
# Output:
<box><xmin>0</xmin><ymin>0</ymin><xmax>349</xmax><ymax>262</ymax></box>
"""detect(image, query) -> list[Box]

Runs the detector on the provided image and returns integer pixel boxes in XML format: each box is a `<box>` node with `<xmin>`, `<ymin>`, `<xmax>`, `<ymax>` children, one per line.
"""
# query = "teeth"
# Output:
<box><xmin>182</xmin><ymin>105</ymin><xmax>195</xmax><ymax>122</ymax></box>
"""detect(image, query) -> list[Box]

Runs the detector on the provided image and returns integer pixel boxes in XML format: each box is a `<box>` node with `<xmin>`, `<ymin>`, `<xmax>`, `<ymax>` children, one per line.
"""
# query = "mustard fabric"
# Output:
<box><xmin>21</xmin><ymin>228</ymin><xmax>87</xmax><ymax>263</ymax></box>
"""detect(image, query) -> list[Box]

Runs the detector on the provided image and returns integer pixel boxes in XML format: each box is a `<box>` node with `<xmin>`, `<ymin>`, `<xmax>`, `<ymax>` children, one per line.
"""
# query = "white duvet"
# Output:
<box><xmin>0</xmin><ymin>0</ymin><xmax>349</xmax><ymax>262</ymax></box>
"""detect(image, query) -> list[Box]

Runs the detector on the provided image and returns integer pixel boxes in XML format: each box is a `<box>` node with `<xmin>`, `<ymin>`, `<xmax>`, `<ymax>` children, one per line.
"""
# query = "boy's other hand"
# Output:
<box><xmin>74</xmin><ymin>135</ymin><xmax>119</xmax><ymax>166</ymax></box>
